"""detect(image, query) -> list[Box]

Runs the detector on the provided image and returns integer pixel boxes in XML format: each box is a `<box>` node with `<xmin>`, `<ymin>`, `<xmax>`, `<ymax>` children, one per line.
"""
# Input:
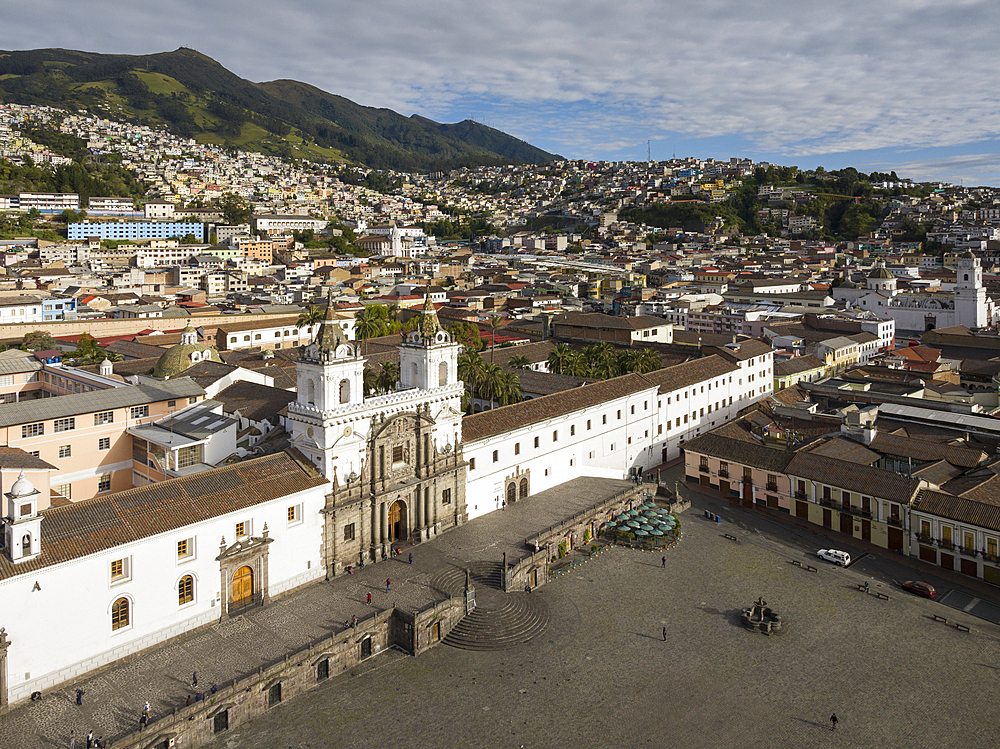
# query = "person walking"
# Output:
<box><xmin>662</xmin><ymin>626</ymin><xmax>667</xmax><ymax>641</ymax></box>
<box><xmin>386</xmin><ymin>578</ymin><xmax>391</xmax><ymax>593</ymax></box>
<box><xmin>140</xmin><ymin>713</ymin><xmax>149</xmax><ymax>730</ymax></box>
<box><xmin>75</xmin><ymin>688</ymin><xmax>85</xmax><ymax>706</ymax></box>
<box><xmin>192</xmin><ymin>670</ymin><xmax>198</xmax><ymax>688</ymax></box>
<box><xmin>143</xmin><ymin>700</ymin><xmax>150</xmax><ymax>714</ymax></box>
<box><xmin>68</xmin><ymin>731</ymin><xmax>77</xmax><ymax>749</ymax></box>
<box><xmin>661</xmin><ymin>556</ymin><xmax>666</xmax><ymax>568</ymax></box>
<box><xmin>86</xmin><ymin>730</ymin><xmax>94</xmax><ymax>748</ymax></box>
<box><xmin>408</xmin><ymin>553</ymin><xmax>413</xmax><ymax>564</ymax></box>
<box><xmin>864</xmin><ymin>581</ymin><xmax>870</xmax><ymax>594</ymax></box>
<box><xmin>830</xmin><ymin>713</ymin><xmax>838</xmax><ymax>731</ymax></box>
<box><xmin>366</xmin><ymin>592</ymin><xmax>372</xmax><ymax>605</ymax></box>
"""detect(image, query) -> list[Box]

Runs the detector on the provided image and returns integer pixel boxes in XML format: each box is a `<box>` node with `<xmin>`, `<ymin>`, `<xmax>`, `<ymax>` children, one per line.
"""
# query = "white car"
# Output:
<box><xmin>817</xmin><ymin>549</ymin><xmax>850</xmax><ymax>566</ymax></box>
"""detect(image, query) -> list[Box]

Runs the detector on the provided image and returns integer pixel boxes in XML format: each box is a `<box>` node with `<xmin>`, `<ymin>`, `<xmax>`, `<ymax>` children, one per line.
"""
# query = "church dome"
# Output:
<box><xmin>868</xmin><ymin>265</ymin><xmax>894</xmax><ymax>280</ymax></box>
<box><xmin>152</xmin><ymin>340</ymin><xmax>221</xmax><ymax>378</ymax></box>
<box><xmin>9</xmin><ymin>471</ymin><xmax>36</xmax><ymax>499</ymax></box>
<box><xmin>961</xmin><ymin>250</ymin><xmax>977</xmax><ymax>259</ymax></box>
<box><xmin>840</xmin><ymin>276</ymin><xmax>857</xmax><ymax>289</ymax></box>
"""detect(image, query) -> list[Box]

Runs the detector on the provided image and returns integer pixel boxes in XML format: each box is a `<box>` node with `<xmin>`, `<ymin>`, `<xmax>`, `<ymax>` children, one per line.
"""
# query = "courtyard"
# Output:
<box><xmin>202</xmin><ymin>485</ymin><xmax>1000</xmax><ymax>749</ymax></box>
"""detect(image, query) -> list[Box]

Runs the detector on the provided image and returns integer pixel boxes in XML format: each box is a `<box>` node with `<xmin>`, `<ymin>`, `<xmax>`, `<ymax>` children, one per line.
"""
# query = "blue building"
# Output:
<box><xmin>67</xmin><ymin>221</ymin><xmax>206</xmax><ymax>241</ymax></box>
<box><xmin>42</xmin><ymin>297</ymin><xmax>78</xmax><ymax>322</ymax></box>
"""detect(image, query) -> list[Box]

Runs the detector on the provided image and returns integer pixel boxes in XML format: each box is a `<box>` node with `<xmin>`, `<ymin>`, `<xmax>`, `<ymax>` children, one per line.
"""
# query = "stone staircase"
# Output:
<box><xmin>432</xmin><ymin>560</ymin><xmax>551</xmax><ymax>651</ymax></box>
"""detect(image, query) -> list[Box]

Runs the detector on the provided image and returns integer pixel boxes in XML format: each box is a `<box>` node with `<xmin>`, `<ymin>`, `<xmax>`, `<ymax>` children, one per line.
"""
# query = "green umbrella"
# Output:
<box><xmin>634</xmin><ymin>529</ymin><xmax>649</xmax><ymax>536</ymax></box>
<box><xmin>626</xmin><ymin>520</ymin><xmax>642</xmax><ymax>528</ymax></box>
<box><xmin>650</xmin><ymin>529</ymin><xmax>665</xmax><ymax>536</ymax></box>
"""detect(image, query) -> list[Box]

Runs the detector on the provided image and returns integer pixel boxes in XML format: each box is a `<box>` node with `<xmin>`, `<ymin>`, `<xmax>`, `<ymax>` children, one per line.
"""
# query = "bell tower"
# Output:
<box><xmin>399</xmin><ymin>292</ymin><xmax>459</xmax><ymax>391</ymax></box>
<box><xmin>955</xmin><ymin>251</ymin><xmax>987</xmax><ymax>327</ymax></box>
<box><xmin>4</xmin><ymin>472</ymin><xmax>42</xmax><ymax>563</ymax></box>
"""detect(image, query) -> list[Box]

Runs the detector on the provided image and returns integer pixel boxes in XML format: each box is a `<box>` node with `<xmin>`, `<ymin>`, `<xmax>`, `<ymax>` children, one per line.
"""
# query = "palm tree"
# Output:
<box><xmin>585</xmin><ymin>342</ymin><xmax>618</xmax><ymax>379</ymax></box>
<box><xmin>354</xmin><ymin>306</ymin><xmax>382</xmax><ymax>355</ymax></box>
<box><xmin>508</xmin><ymin>354</ymin><xmax>530</xmax><ymax>370</ymax></box>
<box><xmin>377</xmin><ymin>361</ymin><xmax>399</xmax><ymax>394</ymax></box>
<box><xmin>635</xmin><ymin>347</ymin><xmax>663</xmax><ymax>374</ymax></box>
<box><xmin>563</xmin><ymin>351</ymin><xmax>588</xmax><ymax>377</ymax></box>
<box><xmin>479</xmin><ymin>362</ymin><xmax>505</xmax><ymax>410</ymax></box>
<box><xmin>487</xmin><ymin>313</ymin><xmax>503</xmax><ymax>363</ymax></box>
<box><xmin>496</xmin><ymin>369</ymin><xmax>523</xmax><ymax>406</ymax></box>
<box><xmin>547</xmin><ymin>342</ymin><xmax>574</xmax><ymax>375</ymax></box>
<box><xmin>457</xmin><ymin>349</ymin><xmax>485</xmax><ymax>414</ymax></box>
<box><xmin>363</xmin><ymin>367</ymin><xmax>380</xmax><ymax>398</ymax></box>
<box><xmin>295</xmin><ymin>305</ymin><xmax>325</xmax><ymax>342</ymax></box>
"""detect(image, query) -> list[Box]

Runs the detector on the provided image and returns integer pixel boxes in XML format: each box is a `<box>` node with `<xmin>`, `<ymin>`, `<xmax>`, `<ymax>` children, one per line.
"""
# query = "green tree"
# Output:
<box><xmin>218</xmin><ymin>192</ymin><xmax>252</xmax><ymax>225</ymax></box>
<box><xmin>508</xmin><ymin>354</ymin><xmax>530</xmax><ymax>369</ymax></box>
<box><xmin>20</xmin><ymin>330</ymin><xmax>60</xmax><ymax>352</ymax></box>
<box><xmin>376</xmin><ymin>361</ymin><xmax>400</xmax><ymax>394</ymax></box>
<box><xmin>295</xmin><ymin>305</ymin><xmax>325</xmax><ymax>341</ymax></box>
<box><xmin>354</xmin><ymin>305</ymin><xmax>385</xmax><ymax>354</ymax></box>
<box><xmin>496</xmin><ymin>369</ymin><xmax>523</xmax><ymax>406</ymax></box>
<box><xmin>547</xmin><ymin>342</ymin><xmax>575</xmax><ymax>375</ymax></box>
<box><xmin>457</xmin><ymin>349</ymin><xmax>486</xmax><ymax>414</ymax></box>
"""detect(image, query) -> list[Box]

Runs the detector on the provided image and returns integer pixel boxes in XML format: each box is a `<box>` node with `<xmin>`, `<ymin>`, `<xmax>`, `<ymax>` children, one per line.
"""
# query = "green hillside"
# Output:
<box><xmin>0</xmin><ymin>47</ymin><xmax>560</xmax><ymax>171</ymax></box>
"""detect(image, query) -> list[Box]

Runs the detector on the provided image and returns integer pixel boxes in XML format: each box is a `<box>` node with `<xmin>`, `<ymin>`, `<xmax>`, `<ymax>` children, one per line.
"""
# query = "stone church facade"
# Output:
<box><xmin>287</xmin><ymin>297</ymin><xmax>467</xmax><ymax>576</ymax></box>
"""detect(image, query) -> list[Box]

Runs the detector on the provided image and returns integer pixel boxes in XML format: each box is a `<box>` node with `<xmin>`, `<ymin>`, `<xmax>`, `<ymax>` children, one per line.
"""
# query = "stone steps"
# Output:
<box><xmin>429</xmin><ymin>560</ymin><xmax>503</xmax><ymax>597</ymax></box>
<box><xmin>442</xmin><ymin>591</ymin><xmax>550</xmax><ymax>651</ymax></box>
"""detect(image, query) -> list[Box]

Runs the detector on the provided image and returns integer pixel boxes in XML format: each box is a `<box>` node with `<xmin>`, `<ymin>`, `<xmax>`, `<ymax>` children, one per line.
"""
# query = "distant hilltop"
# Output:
<box><xmin>0</xmin><ymin>47</ymin><xmax>560</xmax><ymax>171</ymax></box>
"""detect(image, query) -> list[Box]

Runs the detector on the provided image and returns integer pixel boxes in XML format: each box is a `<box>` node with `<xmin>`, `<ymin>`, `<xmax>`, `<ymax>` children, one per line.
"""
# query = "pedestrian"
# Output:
<box><xmin>662</xmin><ymin>626</ymin><xmax>667</xmax><ymax>641</ymax></box>
<box><xmin>185</xmin><ymin>694</ymin><xmax>193</xmax><ymax>706</ymax></box>
<box><xmin>210</xmin><ymin>684</ymin><xmax>217</xmax><ymax>694</ymax></box>
<box><xmin>366</xmin><ymin>592</ymin><xmax>372</xmax><ymax>605</ymax></box>
<box><xmin>408</xmin><ymin>553</ymin><xmax>413</xmax><ymax>564</ymax></box>
<box><xmin>96</xmin><ymin>737</ymin><xmax>105</xmax><ymax>749</ymax></box>
<box><xmin>75</xmin><ymin>688</ymin><xmax>84</xmax><ymax>705</ymax></box>
<box><xmin>30</xmin><ymin>690</ymin><xmax>42</xmax><ymax>702</ymax></box>
<box><xmin>192</xmin><ymin>670</ymin><xmax>198</xmax><ymax>688</ymax></box>
<box><xmin>386</xmin><ymin>578</ymin><xmax>391</xmax><ymax>593</ymax></box>
<box><xmin>143</xmin><ymin>700</ymin><xmax>150</xmax><ymax>714</ymax></box>
<box><xmin>140</xmin><ymin>713</ymin><xmax>148</xmax><ymax>730</ymax></box>
<box><xmin>352</xmin><ymin>614</ymin><xmax>358</xmax><ymax>628</ymax></box>
<box><xmin>86</xmin><ymin>730</ymin><xmax>94</xmax><ymax>748</ymax></box>
<box><xmin>864</xmin><ymin>581</ymin><xmax>870</xmax><ymax>593</ymax></box>
<box><xmin>69</xmin><ymin>730</ymin><xmax>76</xmax><ymax>749</ymax></box>
<box><xmin>830</xmin><ymin>713</ymin><xmax>838</xmax><ymax>730</ymax></box>
<box><xmin>661</xmin><ymin>556</ymin><xmax>666</xmax><ymax>568</ymax></box>
<box><xmin>195</xmin><ymin>691</ymin><xmax>203</xmax><ymax>702</ymax></box>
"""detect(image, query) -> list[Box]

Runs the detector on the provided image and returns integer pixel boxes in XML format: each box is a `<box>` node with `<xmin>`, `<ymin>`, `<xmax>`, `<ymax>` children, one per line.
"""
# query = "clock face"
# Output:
<box><xmin>307</xmin><ymin>427</ymin><xmax>314</xmax><ymax>438</ymax></box>
<box><xmin>344</xmin><ymin>426</ymin><xmax>352</xmax><ymax>437</ymax></box>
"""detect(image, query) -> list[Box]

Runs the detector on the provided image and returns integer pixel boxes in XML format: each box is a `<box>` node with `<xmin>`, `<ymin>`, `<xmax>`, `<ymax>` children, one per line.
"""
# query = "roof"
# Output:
<box><xmin>0</xmin><ymin>452</ymin><xmax>327</xmax><ymax>581</ymax></box>
<box><xmin>785</xmin><ymin>451</ymin><xmax>921</xmax><ymax>503</ymax></box>
<box><xmin>868</xmin><ymin>432</ymin><xmax>985</xmax><ymax>468</ymax></box>
<box><xmin>216</xmin><ymin>381</ymin><xmax>297</xmax><ymax>423</ymax></box>
<box><xmin>0</xmin><ymin>445</ymin><xmax>56</xmax><ymax>470</ymax></box>
<box><xmin>0</xmin><ymin>349</ymin><xmax>43</xmax><ymax>376</ymax></box>
<box><xmin>805</xmin><ymin>437</ymin><xmax>880</xmax><ymax>465</ymax></box>
<box><xmin>642</xmin><ymin>355</ymin><xmax>736</xmax><ymax>393</ymax></box>
<box><xmin>775</xmin><ymin>355</ymin><xmax>825</xmax><ymax>377</ymax></box>
<box><xmin>682</xmin><ymin>430</ymin><xmax>796</xmax><ymax>473</ymax></box>
<box><xmin>553</xmin><ymin>312</ymin><xmax>670</xmax><ymax>331</ymax></box>
<box><xmin>914</xmin><ymin>488</ymin><xmax>1000</xmax><ymax>533</ymax></box>
<box><xmin>463</xmin><ymin>373</ymin><xmax>656</xmax><ymax>442</ymax></box>
<box><xmin>0</xmin><ymin>379</ymin><xmax>205</xmax><ymax>428</ymax></box>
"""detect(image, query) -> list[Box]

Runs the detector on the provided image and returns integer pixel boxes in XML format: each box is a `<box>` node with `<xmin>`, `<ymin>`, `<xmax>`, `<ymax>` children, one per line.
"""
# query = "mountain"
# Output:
<box><xmin>0</xmin><ymin>47</ymin><xmax>560</xmax><ymax>171</ymax></box>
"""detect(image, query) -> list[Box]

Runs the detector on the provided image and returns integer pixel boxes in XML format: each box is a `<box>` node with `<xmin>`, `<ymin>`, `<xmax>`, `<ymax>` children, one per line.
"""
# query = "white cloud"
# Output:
<box><xmin>2</xmin><ymin>0</ymin><xmax>999</xmax><ymax>170</ymax></box>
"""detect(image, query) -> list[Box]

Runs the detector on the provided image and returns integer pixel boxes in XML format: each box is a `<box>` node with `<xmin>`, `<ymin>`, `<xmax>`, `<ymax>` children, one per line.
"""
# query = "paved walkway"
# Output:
<box><xmin>0</xmin><ymin>477</ymin><xmax>633</xmax><ymax>748</ymax></box>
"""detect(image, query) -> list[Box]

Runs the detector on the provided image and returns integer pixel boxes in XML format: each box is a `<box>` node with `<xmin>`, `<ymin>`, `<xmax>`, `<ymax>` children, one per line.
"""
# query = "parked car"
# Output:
<box><xmin>817</xmin><ymin>549</ymin><xmax>851</xmax><ymax>566</ymax></box>
<box><xmin>901</xmin><ymin>580</ymin><xmax>936</xmax><ymax>599</ymax></box>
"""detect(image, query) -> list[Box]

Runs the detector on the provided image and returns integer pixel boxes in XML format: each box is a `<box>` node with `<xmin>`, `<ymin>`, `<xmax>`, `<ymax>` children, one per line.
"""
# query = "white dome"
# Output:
<box><xmin>9</xmin><ymin>471</ymin><xmax>36</xmax><ymax>499</ymax></box>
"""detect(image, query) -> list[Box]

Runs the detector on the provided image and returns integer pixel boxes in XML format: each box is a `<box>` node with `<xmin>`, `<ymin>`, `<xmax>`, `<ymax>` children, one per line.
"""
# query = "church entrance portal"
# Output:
<box><xmin>388</xmin><ymin>500</ymin><xmax>406</xmax><ymax>541</ymax></box>
<box><xmin>232</xmin><ymin>565</ymin><xmax>253</xmax><ymax>604</ymax></box>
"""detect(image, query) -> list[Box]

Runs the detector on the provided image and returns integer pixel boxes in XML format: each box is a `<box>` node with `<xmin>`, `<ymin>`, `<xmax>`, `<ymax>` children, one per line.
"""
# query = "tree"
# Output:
<box><xmin>487</xmin><ymin>313</ymin><xmax>504</xmax><ymax>363</ymax></box>
<box><xmin>354</xmin><ymin>305</ymin><xmax>384</xmax><ymax>354</ymax></box>
<box><xmin>218</xmin><ymin>193</ymin><xmax>252</xmax><ymax>225</ymax></box>
<box><xmin>68</xmin><ymin>333</ymin><xmax>106</xmax><ymax>364</ymax></box>
<box><xmin>547</xmin><ymin>342</ymin><xmax>574</xmax><ymax>375</ymax></box>
<box><xmin>508</xmin><ymin>354</ymin><xmax>530</xmax><ymax>369</ymax></box>
<box><xmin>584</xmin><ymin>342</ymin><xmax>618</xmax><ymax>379</ymax></box>
<box><xmin>376</xmin><ymin>361</ymin><xmax>399</xmax><ymax>394</ymax></box>
<box><xmin>496</xmin><ymin>369</ymin><xmax>523</xmax><ymax>406</ymax></box>
<box><xmin>295</xmin><ymin>305</ymin><xmax>325</xmax><ymax>341</ymax></box>
<box><xmin>20</xmin><ymin>330</ymin><xmax>59</xmax><ymax>352</ymax></box>
<box><xmin>450</xmin><ymin>321</ymin><xmax>483</xmax><ymax>351</ymax></box>
<box><xmin>479</xmin><ymin>362</ymin><xmax>505</xmax><ymax>411</ymax></box>
<box><xmin>457</xmin><ymin>349</ymin><xmax>486</xmax><ymax>414</ymax></box>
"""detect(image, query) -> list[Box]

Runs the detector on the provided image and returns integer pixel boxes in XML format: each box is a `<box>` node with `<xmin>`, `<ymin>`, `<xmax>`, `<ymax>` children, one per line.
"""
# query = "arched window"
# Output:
<box><xmin>506</xmin><ymin>483</ymin><xmax>516</xmax><ymax>505</ymax></box>
<box><xmin>178</xmin><ymin>575</ymin><xmax>194</xmax><ymax>606</ymax></box>
<box><xmin>519</xmin><ymin>478</ymin><xmax>529</xmax><ymax>499</ymax></box>
<box><xmin>112</xmin><ymin>597</ymin><xmax>130</xmax><ymax>631</ymax></box>
<box><xmin>439</xmin><ymin>361</ymin><xmax>448</xmax><ymax>386</ymax></box>
<box><xmin>411</xmin><ymin>362</ymin><xmax>418</xmax><ymax>385</ymax></box>
<box><xmin>21</xmin><ymin>533</ymin><xmax>31</xmax><ymax>556</ymax></box>
<box><xmin>965</xmin><ymin>273</ymin><xmax>969</xmax><ymax>281</ymax></box>
<box><xmin>339</xmin><ymin>379</ymin><xmax>351</xmax><ymax>404</ymax></box>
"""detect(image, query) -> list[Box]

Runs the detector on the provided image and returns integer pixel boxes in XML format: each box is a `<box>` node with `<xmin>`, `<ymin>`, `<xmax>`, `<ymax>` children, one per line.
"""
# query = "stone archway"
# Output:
<box><xmin>232</xmin><ymin>565</ymin><xmax>253</xmax><ymax>604</ymax></box>
<box><xmin>388</xmin><ymin>500</ymin><xmax>406</xmax><ymax>541</ymax></box>
<box><xmin>506</xmin><ymin>482</ymin><xmax>517</xmax><ymax>505</ymax></box>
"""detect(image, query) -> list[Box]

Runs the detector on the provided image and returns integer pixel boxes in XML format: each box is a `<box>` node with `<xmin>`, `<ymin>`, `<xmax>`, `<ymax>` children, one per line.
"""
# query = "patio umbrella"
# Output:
<box><xmin>650</xmin><ymin>529</ymin><xmax>665</xmax><ymax>536</ymax></box>
<box><xmin>634</xmin><ymin>529</ymin><xmax>649</xmax><ymax>536</ymax></box>
<box><xmin>626</xmin><ymin>520</ymin><xmax>642</xmax><ymax>528</ymax></box>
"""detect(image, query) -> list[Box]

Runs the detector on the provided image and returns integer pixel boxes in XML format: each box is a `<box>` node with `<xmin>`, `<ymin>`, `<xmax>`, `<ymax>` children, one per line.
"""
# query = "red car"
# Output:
<box><xmin>901</xmin><ymin>580</ymin><xmax>936</xmax><ymax>599</ymax></box>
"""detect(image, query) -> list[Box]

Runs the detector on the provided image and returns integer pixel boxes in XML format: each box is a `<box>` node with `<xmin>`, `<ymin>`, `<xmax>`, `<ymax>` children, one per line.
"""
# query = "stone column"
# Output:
<box><xmin>380</xmin><ymin>501</ymin><xmax>388</xmax><ymax>545</ymax></box>
<box><xmin>414</xmin><ymin>487</ymin><xmax>422</xmax><ymax>529</ymax></box>
<box><xmin>424</xmin><ymin>491</ymin><xmax>431</xmax><ymax>538</ymax></box>
<box><xmin>0</xmin><ymin>627</ymin><xmax>9</xmax><ymax>708</ymax></box>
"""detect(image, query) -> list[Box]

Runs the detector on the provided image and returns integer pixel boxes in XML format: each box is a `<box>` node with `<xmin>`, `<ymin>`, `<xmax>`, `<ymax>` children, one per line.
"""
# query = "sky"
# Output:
<box><xmin>3</xmin><ymin>0</ymin><xmax>1000</xmax><ymax>184</ymax></box>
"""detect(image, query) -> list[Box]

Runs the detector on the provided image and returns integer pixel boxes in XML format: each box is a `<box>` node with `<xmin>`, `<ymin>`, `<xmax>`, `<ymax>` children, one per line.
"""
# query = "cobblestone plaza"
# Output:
<box><xmin>203</xmin><ymin>490</ymin><xmax>1000</xmax><ymax>749</ymax></box>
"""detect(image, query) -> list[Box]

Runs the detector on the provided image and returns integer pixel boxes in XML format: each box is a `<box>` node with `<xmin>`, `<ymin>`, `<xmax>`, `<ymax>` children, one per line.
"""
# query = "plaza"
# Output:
<box><xmin>198</xmin><ymin>480</ymin><xmax>1000</xmax><ymax>749</ymax></box>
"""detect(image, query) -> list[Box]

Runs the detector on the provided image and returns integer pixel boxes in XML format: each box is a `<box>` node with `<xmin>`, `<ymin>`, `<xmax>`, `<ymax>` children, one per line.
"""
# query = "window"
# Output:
<box><xmin>177</xmin><ymin>538</ymin><xmax>195</xmax><ymax>559</ymax></box>
<box><xmin>534</xmin><ymin>436</ymin><xmax>540</xmax><ymax>449</ymax></box>
<box><xmin>570</xmin><ymin>425</ymin><xmax>575</xmax><ymax>436</ymax></box>
<box><xmin>0</xmin><ymin>375</ymin><xmax>11</xmax><ymax>386</ymax></box>
<box><xmin>54</xmin><ymin>483</ymin><xmax>71</xmax><ymax>500</ymax></box>
<box><xmin>288</xmin><ymin>504</ymin><xmax>302</xmax><ymax>524</ymax></box>
<box><xmin>98</xmin><ymin>474</ymin><xmax>111</xmax><ymax>493</ymax></box>
<box><xmin>469</xmin><ymin>458</ymin><xmax>476</xmax><ymax>471</ymax></box>
<box><xmin>111</xmin><ymin>557</ymin><xmax>130</xmax><ymax>583</ymax></box>
<box><xmin>111</xmin><ymin>597</ymin><xmax>130</xmax><ymax>631</ymax></box>
<box><xmin>94</xmin><ymin>411</ymin><xmax>114</xmax><ymax>426</ymax></box>
<box><xmin>22</xmin><ymin>423</ymin><xmax>43</xmax><ymax>438</ymax></box>
<box><xmin>392</xmin><ymin>445</ymin><xmax>404</xmax><ymax>464</ymax></box>
<box><xmin>54</xmin><ymin>417</ymin><xmax>75</xmax><ymax>433</ymax></box>
<box><xmin>442</xmin><ymin>488</ymin><xmax>452</xmax><ymax>504</ymax></box>
<box><xmin>602</xmin><ymin>415</ymin><xmax>607</xmax><ymax>425</ymax></box>
<box><xmin>177</xmin><ymin>444</ymin><xmax>201</xmax><ymax>469</ymax></box>
<box><xmin>514</xmin><ymin>442</ymin><xmax>520</xmax><ymax>455</ymax></box>
<box><xmin>178</xmin><ymin>575</ymin><xmax>194</xmax><ymax>605</ymax></box>
<box><xmin>631</xmin><ymin>405</ymin><xmax>635</xmax><ymax>415</ymax></box>
<box><xmin>130</xmin><ymin>405</ymin><xmax>149</xmax><ymax>419</ymax></box>
<box><xmin>189</xmin><ymin>397</ymin><xmax>197</xmax><ymax>404</ymax></box>
<box><xmin>99</xmin><ymin>437</ymin><xmax>111</xmax><ymax>451</ymax></box>
<box><xmin>58</xmin><ymin>445</ymin><xmax>71</xmax><ymax>459</ymax></box>
<box><xmin>493</xmin><ymin>450</ymin><xmax>499</xmax><ymax>463</ymax></box>
<box><xmin>552</xmin><ymin>430</ymin><xmax>558</xmax><ymax>442</ymax></box>
<box><xmin>344</xmin><ymin>523</ymin><xmax>356</xmax><ymax>541</ymax></box>
<box><xmin>617</xmin><ymin>410</ymin><xmax>621</xmax><ymax>420</ymax></box>
<box><xmin>236</xmin><ymin>521</ymin><xmax>250</xmax><ymax>538</ymax></box>
<box><xmin>168</xmin><ymin>400</ymin><xmax>176</xmax><ymax>408</ymax></box>
<box><xmin>587</xmin><ymin>419</ymin><xmax>591</xmax><ymax>430</ymax></box>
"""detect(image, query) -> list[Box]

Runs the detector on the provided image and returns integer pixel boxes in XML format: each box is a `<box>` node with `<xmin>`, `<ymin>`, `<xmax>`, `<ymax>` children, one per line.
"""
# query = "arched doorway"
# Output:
<box><xmin>506</xmin><ymin>482</ymin><xmax>516</xmax><ymax>505</ymax></box>
<box><xmin>387</xmin><ymin>500</ymin><xmax>406</xmax><ymax>541</ymax></box>
<box><xmin>232</xmin><ymin>565</ymin><xmax>253</xmax><ymax>604</ymax></box>
<box><xmin>519</xmin><ymin>478</ymin><xmax>529</xmax><ymax>499</ymax></box>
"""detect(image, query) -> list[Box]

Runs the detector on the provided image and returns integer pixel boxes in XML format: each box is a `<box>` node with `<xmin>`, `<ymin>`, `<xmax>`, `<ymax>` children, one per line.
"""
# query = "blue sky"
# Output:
<box><xmin>2</xmin><ymin>0</ymin><xmax>999</xmax><ymax>184</ymax></box>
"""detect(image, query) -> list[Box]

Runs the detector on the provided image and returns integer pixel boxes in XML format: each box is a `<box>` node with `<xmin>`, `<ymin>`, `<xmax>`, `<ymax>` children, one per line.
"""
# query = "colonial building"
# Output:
<box><xmin>287</xmin><ymin>297</ymin><xmax>467</xmax><ymax>575</ymax></box>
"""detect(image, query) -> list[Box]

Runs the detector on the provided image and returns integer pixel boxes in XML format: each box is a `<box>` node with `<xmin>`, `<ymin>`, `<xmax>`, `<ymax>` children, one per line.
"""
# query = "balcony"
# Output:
<box><xmin>842</xmin><ymin>505</ymin><xmax>872</xmax><ymax>520</ymax></box>
<box><xmin>718</xmin><ymin>469</ymin><xmax>729</xmax><ymax>478</ymax></box>
<box><xmin>819</xmin><ymin>498</ymin><xmax>839</xmax><ymax>510</ymax></box>
<box><xmin>916</xmin><ymin>533</ymin><xmax>934</xmax><ymax>544</ymax></box>
<box><xmin>794</xmin><ymin>491</ymin><xmax>806</xmax><ymax>500</ymax></box>
<box><xmin>939</xmin><ymin>541</ymin><xmax>956</xmax><ymax>551</ymax></box>
<box><xmin>887</xmin><ymin>517</ymin><xmax>904</xmax><ymax>528</ymax></box>
<box><xmin>766</xmin><ymin>483</ymin><xmax>778</xmax><ymax>492</ymax></box>
<box><xmin>958</xmin><ymin>546</ymin><xmax>979</xmax><ymax>557</ymax></box>
<box><xmin>699</xmin><ymin>465</ymin><xmax>709</xmax><ymax>473</ymax></box>
<box><xmin>982</xmin><ymin>551</ymin><xmax>1000</xmax><ymax>563</ymax></box>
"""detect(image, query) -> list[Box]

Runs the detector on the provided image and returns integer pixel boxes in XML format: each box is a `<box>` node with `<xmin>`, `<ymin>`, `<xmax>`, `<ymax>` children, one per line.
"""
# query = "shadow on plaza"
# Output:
<box><xmin>792</xmin><ymin>716</ymin><xmax>836</xmax><ymax>732</ymax></box>
<box><xmin>697</xmin><ymin>605</ymin><xmax>745</xmax><ymax>628</ymax></box>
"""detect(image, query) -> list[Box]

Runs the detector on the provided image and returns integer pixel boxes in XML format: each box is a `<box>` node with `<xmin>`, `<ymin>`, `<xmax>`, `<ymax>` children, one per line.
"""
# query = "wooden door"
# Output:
<box><xmin>861</xmin><ymin>520</ymin><xmax>871</xmax><ymax>542</ymax></box>
<box><xmin>388</xmin><ymin>500</ymin><xmax>403</xmax><ymax>541</ymax></box>
<box><xmin>719</xmin><ymin>480</ymin><xmax>730</xmax><ymax>496</ymax></box>
<box><xmin>822</xmin><ymin>508</ymin><xmax>832</xmax><ymax>529</ymax></box>
<box><xmin>232</xmin><ymin>565</ymin><xmax>253</xmax><ymax>603</ymax></box>
<box><xmin>888</xmin><ymin>527</ymin><xmax>904</xmax><ymax>551</ymax></box>
<box><xmin>840</xmin><ymin>513</ymin><xmax>853</xmax><ymax>535</ymax></box>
